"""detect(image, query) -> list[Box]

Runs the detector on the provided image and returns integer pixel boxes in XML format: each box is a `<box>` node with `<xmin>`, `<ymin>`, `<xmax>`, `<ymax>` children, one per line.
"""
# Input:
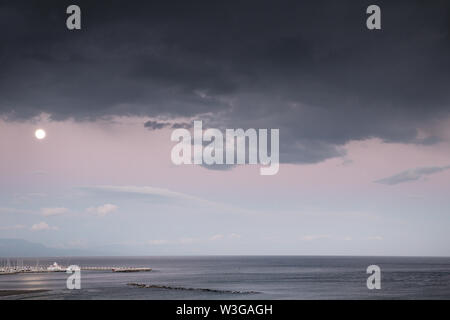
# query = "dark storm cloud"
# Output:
<box><xmin>144</xmin><ymin>120</ymin><xmax>170</xmax><ymax>130</ymax></box>
<box><xmin>171</xmin><ymin>122</ymin><xmax>193</xmax><ymax>129</ymax></box>
<box><xmin>201</xmin><ymin>164</ymin><xmax>236</xmax><ymax>171</ymax></box>
<box><xmin>375</xmin><ymin>166</ymin><xmax>450</xmax><ymax>185</ymax></box>
<box><xmin>1</xmin><ymin>0</ymin><xmax>450</xmax><ymax>163</ymax></box>
<box><xmin>144</xmin><ymin>120</ymin><xmax>192</xmax><ymax>130</ymax></box>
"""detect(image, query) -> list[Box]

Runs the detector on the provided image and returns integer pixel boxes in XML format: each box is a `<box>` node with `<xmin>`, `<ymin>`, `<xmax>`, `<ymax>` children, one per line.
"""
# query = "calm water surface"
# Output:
<box><xmin>1</xmin><ymin>256</ymin><xmax>449</xmax><ymax>299</ymax></box>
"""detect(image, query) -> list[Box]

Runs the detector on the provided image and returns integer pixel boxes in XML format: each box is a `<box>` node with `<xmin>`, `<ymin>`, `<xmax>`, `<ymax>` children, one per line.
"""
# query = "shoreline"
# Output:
<box><xmin>0</xmin><ymin>290</ymin><xmax>50</xmax><ymax>297</ymax></box>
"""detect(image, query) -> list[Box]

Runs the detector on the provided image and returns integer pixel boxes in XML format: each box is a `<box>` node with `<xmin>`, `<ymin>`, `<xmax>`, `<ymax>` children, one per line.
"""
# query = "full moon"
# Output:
<box><xmin>35</xmin><ymin>129</ymin><xmax>46</xmax><ymax>140</ymax></box>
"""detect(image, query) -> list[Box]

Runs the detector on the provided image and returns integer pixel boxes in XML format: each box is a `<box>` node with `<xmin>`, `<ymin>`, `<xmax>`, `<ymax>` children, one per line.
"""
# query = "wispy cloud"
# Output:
<box><xmin>31</xmin><ymin>222</ymin><xmax>58</xmax><ymax>231</ymax></box>
<box><xmin>86</xmin><ymin>204</ymin><xmax>118</xmax><ymax>217</ymax></box>
<box><xmin>147</xmin><ymin>240</ymin><xmax>169</xmax><ymax>245</ymax></box>
<box><xmin>2</xmin><ymin>207</ymin><xmax>70</xmax><ymax>217</ymax></box>
<box><xmin>209</xmin><ymin>234</ymin><xmax>224</xmax><ymax>241</ymax></box>
<box><xmin>375</xmin><ymin>165</ymin><xmax>450</xmax><ymax>185</ymax></box>
<box><xmin>83</xmin><ymin>185</ymin><xmax>262</xmax><ymax>216</ymax></box>
<box><xmin>147</xmin><ymin>234</ymin><xmax>242</xmax><ymax>246</ymax></box>
<box><xmin>179</xmin><ymin>237</ymin><xmax>197</xmax><ymax>244</ymax></box>
<box><xmin>301</xmin><ymin>234</ymin><xmax>331</xmax><ymax>241</ymax></box>
<box><xmin>209</xmin><ymin>233</ymin><xmax>241</xmax><ymax>241</ymax></box>
<box><xmin>41</xmin><ymin>207</ymin><xmax>69</xmax><ymax>217</ymax></box>
<box><xmin>85</xmin><ymin>185</ymin><xmax>208</xmax><ymax>203</ymax></box>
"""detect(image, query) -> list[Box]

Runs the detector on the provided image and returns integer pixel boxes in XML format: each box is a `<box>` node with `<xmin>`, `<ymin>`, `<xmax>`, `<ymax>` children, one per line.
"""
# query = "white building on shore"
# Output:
<box><xmin>47</xmin><ymin>262</ymin><xmax>64</xmax><ymax>271</ymax></box>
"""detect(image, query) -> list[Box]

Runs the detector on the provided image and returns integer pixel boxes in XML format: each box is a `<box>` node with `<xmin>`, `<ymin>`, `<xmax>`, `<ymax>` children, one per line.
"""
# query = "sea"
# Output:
<box><xmin>1</xmin><ymin>256</ymin><xmax>450</xmax><ymax>300</ymax></box>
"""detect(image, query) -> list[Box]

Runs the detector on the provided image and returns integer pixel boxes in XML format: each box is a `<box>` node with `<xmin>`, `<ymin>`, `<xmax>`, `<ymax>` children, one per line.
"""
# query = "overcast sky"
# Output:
<box><xmin>1</xmin><ymin>0</ymin><xmax>450</xmax><ymax>256</ymax></box>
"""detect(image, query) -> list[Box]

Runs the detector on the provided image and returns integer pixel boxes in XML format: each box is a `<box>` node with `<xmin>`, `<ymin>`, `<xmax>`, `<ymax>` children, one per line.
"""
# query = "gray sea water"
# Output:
<box><xmin>1</xmin><ymin>256</ymin><xmax>450</xmax><ymax>300</ymax></box>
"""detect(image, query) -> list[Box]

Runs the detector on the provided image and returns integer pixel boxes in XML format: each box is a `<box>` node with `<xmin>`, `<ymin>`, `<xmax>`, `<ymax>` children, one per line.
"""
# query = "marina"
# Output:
<box><xmin>0</xmin><ymin>259</ymin><xmax>151</xmax><ymax>275</ymax></box>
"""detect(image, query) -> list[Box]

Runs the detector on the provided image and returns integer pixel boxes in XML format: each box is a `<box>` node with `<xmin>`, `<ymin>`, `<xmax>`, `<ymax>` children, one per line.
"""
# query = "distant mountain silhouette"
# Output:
<box><xmin>0</xmin><ymin>238</ymin><xmax>191</xmax><ymax>257</ymax></box>
<box><xmin>0</xmin><ymin>239</ymin><xmax>92</xmax><ymax>257</ymax></box>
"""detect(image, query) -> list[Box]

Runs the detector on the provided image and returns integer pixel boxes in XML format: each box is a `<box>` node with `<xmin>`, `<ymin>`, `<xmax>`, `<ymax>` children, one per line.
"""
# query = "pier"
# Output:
<box><xmin>0</xmin><ymin>260</ymin><xmax>151</xmax><ymax>275</ymax></box>
<box><xmin>82</xmin><ymin>266</ymin><xmax>152</xmax><ymax>272</ymax></box>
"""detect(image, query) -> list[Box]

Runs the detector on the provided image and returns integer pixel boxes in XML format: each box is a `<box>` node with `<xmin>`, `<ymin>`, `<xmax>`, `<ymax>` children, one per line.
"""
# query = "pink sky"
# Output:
<box><xmin>1</xmin><ymin>115</ymin><xmax>450</xmax><ymax>255</ymax></box>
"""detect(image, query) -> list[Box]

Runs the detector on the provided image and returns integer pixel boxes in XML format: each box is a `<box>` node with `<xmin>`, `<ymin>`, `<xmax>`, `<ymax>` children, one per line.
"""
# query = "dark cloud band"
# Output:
<box><xmin>1</xmin><ymin>0</ymin><xmax>449</xmax><ymax>163</ymax></box>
